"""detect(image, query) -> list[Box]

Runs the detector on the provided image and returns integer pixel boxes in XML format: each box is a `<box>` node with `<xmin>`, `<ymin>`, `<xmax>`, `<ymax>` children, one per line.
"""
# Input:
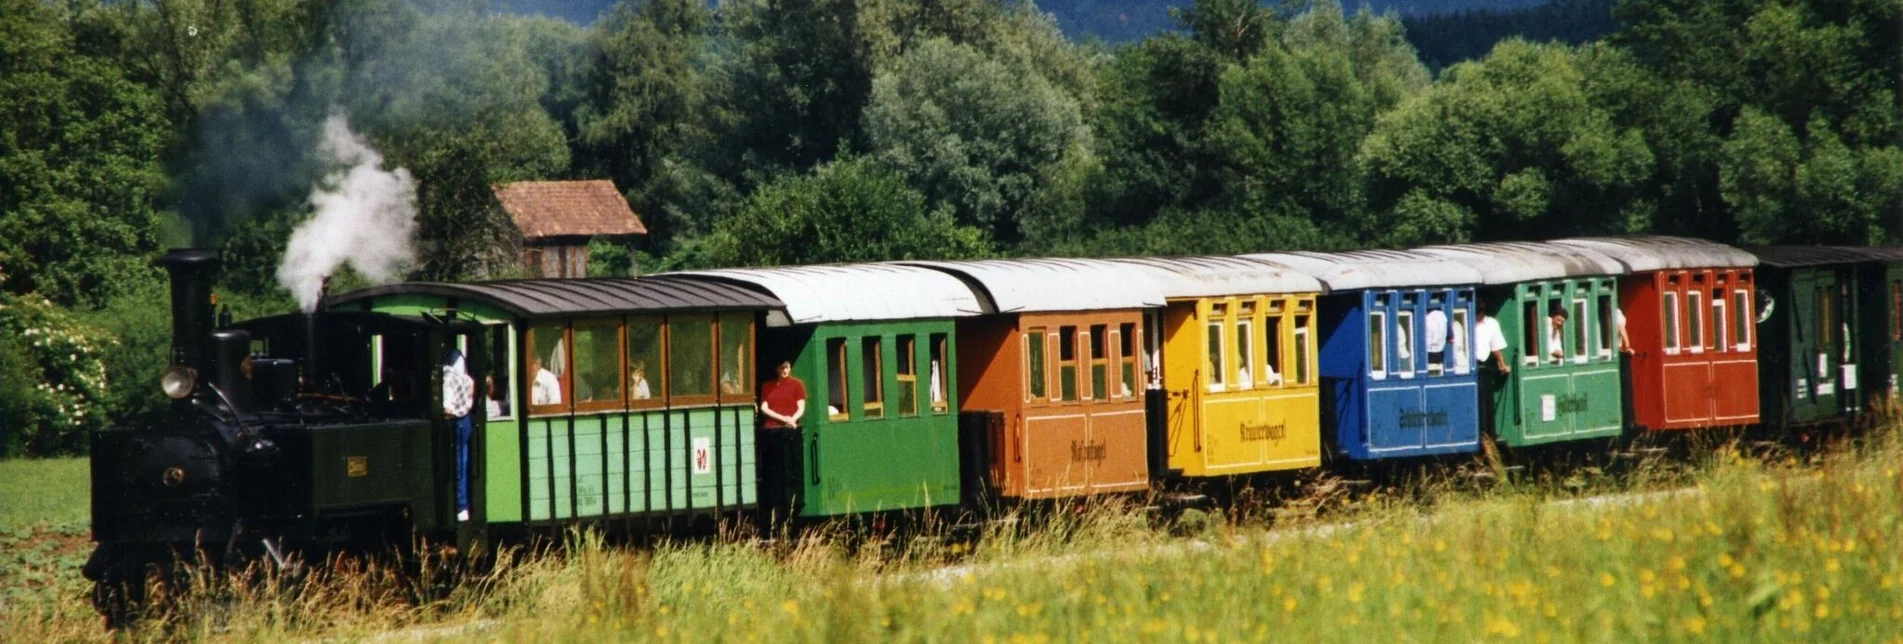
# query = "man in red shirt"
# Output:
<box><xmin>759</xmin><ymin>360</ymin><xmax>807</xmax><ymax>429</ymax></box>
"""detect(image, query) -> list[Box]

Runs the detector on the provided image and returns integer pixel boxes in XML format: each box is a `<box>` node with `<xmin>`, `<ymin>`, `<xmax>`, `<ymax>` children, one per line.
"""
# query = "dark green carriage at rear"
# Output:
<box><xmin>1749</xmin><ymin>248</ymin><xmax>1871</xmax><ymax>427</ymax></box>
<box><xmin>331</xmin><ymin>277</ymin><xmax>781</xmax><ymax>536</ymax></box>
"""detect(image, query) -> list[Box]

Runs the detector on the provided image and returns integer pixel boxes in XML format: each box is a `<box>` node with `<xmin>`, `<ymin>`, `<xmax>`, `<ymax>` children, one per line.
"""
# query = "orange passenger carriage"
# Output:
<box><xmin>905</xmin><ymin>259</ymin><xmax>1166</xmax><ymax>501</ymax></box>
<box><xmin>1554</xmin><ymin>237</ymin><xmax>1761</xmax><ymax>431</ymax></box>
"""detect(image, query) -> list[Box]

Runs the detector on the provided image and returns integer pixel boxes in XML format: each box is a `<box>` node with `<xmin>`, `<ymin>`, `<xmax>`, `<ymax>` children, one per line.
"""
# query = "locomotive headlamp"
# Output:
<box><xmin>161</xmin><ymin>366</ymin><xmax>197</xmax><ymax>399</ymax></box>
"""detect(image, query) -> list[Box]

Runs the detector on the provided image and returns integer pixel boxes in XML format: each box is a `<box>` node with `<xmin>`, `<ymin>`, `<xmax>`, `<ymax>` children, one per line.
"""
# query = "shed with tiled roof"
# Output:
<box><xmin>493</xmin><ymin>179</ymin><xmax>647</xmax><ymax>278</ymax></box>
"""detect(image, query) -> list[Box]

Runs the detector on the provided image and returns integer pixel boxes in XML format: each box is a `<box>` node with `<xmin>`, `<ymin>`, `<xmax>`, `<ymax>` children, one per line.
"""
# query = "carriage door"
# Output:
<box><xmin>1660</xmin><ymin>272</ymin><xmax>1704</xmax><ymax>424</ymax></box>
<box><xmin>1794</xmin><ymin>271</ymin><xmax>1839</xmax><ymax>419</ymax></box>
<box><xmin>427</xmin><ymin>325</ymin><xmax>486</xmax><ymax>540</ymax></box>
<box><xmin>1834</xmin><ymin>271</ymin><xmax>1859</xmax><ymax>418</ymax></box>
<box><xmin>1888</xmin><ymin>266</ymin><xmax>1903</xmax><ymax>400</ymax></box>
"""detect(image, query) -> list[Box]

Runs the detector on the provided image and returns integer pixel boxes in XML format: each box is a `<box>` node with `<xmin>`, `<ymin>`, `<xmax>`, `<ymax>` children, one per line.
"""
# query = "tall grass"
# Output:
<box><xmin>7</xmin><ymin>433</ymin><xmax>1903</xmax><ymax>642</ymax></box>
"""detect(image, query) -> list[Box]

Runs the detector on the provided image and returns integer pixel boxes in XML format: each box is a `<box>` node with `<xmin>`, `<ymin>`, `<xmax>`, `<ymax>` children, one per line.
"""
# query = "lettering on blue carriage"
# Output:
<box><xmin>1070</xmin><ymin>440</ymin><xmax>1107</xmax><ymax>462</ymax></box>
<box><xmin>1398</xmin><ymin>409</ymin><xmax>1449</xmax><ymax>428</ymax></box>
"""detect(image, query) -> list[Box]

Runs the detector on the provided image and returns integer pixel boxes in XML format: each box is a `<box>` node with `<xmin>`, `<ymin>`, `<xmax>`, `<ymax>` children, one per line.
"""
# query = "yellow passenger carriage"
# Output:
<box><xmin>1116</xmin><ymin>257</ymin><xmax>1326</xmax><ymax>478</ymax></box>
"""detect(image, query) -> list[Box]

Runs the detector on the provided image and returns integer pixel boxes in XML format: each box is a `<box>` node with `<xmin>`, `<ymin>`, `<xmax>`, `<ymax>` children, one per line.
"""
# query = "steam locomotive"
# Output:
<box><xmin>82</xmin><ymin>250</ymin><xmax>486</xmax><ymax>626</ymax></box>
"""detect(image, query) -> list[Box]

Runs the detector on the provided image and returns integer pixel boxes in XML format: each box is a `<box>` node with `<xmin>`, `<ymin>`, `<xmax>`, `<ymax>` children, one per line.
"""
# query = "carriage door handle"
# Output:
<box><xmin>809</xmin><ymin>435</ymin><xmax>821</xmax><ymax>485</ymax></box>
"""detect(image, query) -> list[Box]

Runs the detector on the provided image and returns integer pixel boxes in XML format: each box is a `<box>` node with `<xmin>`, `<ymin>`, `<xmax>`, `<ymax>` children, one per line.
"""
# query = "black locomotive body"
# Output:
<box><xmin>84</xmin><ymin>250</ymin><xmax>482</xmax><ymax>626</ymax></box>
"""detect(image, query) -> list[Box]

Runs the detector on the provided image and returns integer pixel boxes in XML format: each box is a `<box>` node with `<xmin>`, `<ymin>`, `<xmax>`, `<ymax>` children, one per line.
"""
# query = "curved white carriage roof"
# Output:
<box><xmin>1111</xmin><ymin>256</ymin><xmax>1322</xmax><ymax>298</ymax></box>
<box><xmin>1240</xmin><ymin>249</ymin><xmax>1485</xmax><ymax>292</ymax></box>
<box><xmin>901</xmin><ymin>259</ymin><xmax>1166</xmax><ymax>313</ymax></box>
<box><xmin>1414</xmin><ymin>242</ymin><xmax>1626</xmax><ymax>284</ymax></box>
<box><xmin>1551</xmin><ymin>236</ymin><xmax>1757</xmax><ymax>271</ymax></box>
<box><xmin>671</xmin><ymin>265</ymin><xmax>982</xmax><ymax>326</ymax></box>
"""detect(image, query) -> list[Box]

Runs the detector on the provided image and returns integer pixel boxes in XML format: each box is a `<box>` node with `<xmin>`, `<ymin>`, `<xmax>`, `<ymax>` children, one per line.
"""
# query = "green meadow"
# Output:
<box><xmin>6</xmin><ymin>435</ymin><xmax>1903</xmax><ymax>642</ymax></box>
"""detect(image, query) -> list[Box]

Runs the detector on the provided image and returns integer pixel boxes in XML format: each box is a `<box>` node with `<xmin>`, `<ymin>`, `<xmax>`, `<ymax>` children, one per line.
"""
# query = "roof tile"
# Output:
<box><xmin>493</xmin><ymin>180</ymin><xmax>647</xmax><ymax>239</ymax></box>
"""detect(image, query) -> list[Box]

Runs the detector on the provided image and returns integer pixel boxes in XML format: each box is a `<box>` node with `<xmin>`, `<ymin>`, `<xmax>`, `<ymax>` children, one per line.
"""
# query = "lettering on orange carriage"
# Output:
<box><xmin>1070</xmin><ymin>440</ymin><xmax>1107</xmax><ymax>462</ymax></box>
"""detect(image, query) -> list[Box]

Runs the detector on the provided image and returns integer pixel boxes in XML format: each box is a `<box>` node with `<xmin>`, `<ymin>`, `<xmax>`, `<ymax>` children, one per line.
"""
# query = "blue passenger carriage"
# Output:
<box><xmin>1244</xmin><ymin>251</ymin><xmax>1485</xmax><ymax>460</ymax></box>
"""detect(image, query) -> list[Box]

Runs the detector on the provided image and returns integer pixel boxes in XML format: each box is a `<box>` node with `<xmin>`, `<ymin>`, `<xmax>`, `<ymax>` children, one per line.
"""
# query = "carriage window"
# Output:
<box><xmin>669</xmin><ymin>316</ymin><xmax>714</xmax><ymax>398</ymax></box>
<box><xmin>1817</xmin><ymin>286</ymin><xmax>1833</xmax><ymax>348</ymax></box>
<box><xmin>1235</xmin><ymin>319</ymin><xmax>1254</xmax><ymax>388</ymax></box>
<box><xmin>484</xmin><ymin>325</ymin><xmax>514</xmax><ymax>419</ymax></box>
<box><xmin>1712</xmin><ymin>295</ymin><xmax>1728</xmax><ymax>354</ymax></box>
<box><xmin>930</xmin><ymin>333</ymin><xmax>950</xmax><ymax>412</ymax></box>
<box><xmin>1111</xmin><ymin>323</ymin><xmax>1126</xmax><ymax>394</ymax></box>
<box><xmin>1059</xmin><ymin>326</ymin><xmax>1079</xmax><ymax>401</ymax></box>
<box><xmin>572</xmin><ymin>320</ymin><xmax>623</xmax><ymax>407</ymax></box>
<box><xmin>1572</xmin><ymin>299</ymin><xmax>1588</xmax><ymax>361</ymax></box>
<box><xmin>1841</xmin><ymin>284</ymin><xmax>1854</xmax><ymax>361</ymax></box>
<box><xmin>627</xmin><ymin>316</ymin><xmax>664</xmax><ymax>404</ymax></box>
<box><xmin>861</xmin><ymin>337</ymin><xmax>884</xmax><ymax>419</ymax></box>
<box><xmin>1687</xmin><ymin>291</ymin><xmax>1706</xmax><ymax>352</ymax></box>
<box><xmin>1265</xmin><ymin>316</ymin><xmax>1285</xmax><ymax>387</ymax></box>
<box><xmin>826</xmin><ymin>338</ymin><xmax>848</xmax><ymax>419</ymax></box>
<box><xmin>896</xmin><ymin>335</ymin><xmax>918</xmax><ymax>417</ymax></box>
<box><xmin>1522</xmin><ymin>300</ymin><xmax>1541</xmax><ymax>365</ymax></box>
<box><xmin>1662</xmin><ymin>292</ymin><xmax>1681</xmax><ymax>353</ymax></box>
<box><xmin>1450</xmin><ymin>310</ymin><xmax>1470</xmax><ymax>375</ymax></box>
<box><xmin>1025</xmin><ymin>328</ymin><xmax>1047</xmax><ymax>400</ymax></box>
<box><xmin>528</xmin><ymin>323</ymin><xmax>568</xmax><ymax>410</ymax></box>
<box><xmin>1395</xmin><ymin>310</ymin><xmax>1415</xmax><ymax>376</ymax></box>
<box><xmin>1368</xmin><ymin>312</ymin><xmax>1386</xmax><ymax>378</ymax></box>
<box><xmin>1294</xmin><ymin>315</ymin><xmax>1313</xmax><ymax>384</ymax></box>
<box><xmin>1207</xmin><ymin>318</ymin><xmax>1227</xmax><ymax>391</ymax></box>
<box><xmin>1734</xmin><ymin>290</ymin><xmax>1752</xmax><ymax>351</ymax></box>
<box><xmin>1893</xmin><ymin>282</ymin><xmax>1902</xmax><ymax>341</ymax></box>
<box><xmin>1596</xmin><ymin>293</ymin><xmax>1613</xmax><ymax>358</ymax></box>
<box><xmin>1089</xmin><ymin>325</ymin><xmax>1108</xmax><ymax>399</ymax></box>
<box><xmin>718</xmin><ymin>312</ymin><xmax>752</xmax><ymax>396</ymax></box>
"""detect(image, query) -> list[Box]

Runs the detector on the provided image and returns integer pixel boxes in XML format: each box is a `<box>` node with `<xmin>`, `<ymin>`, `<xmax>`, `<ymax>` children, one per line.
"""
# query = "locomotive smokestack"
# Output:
<box><xmin>155</xmin><ymin>249</ymin><xmax>219</xmax><ymax>372</ymax></box>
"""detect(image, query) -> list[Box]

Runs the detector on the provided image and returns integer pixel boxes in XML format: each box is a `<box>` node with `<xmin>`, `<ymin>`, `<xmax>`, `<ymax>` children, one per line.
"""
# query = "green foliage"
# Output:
<box><xmin>0</xmin><ymin>0</ymin><xmax>171</xmax><ymax>308</ymax></box>
<box><xmin>864</xmin><ymin>38</ymin><xmax>1091</xmax><ymax>245</ymax></box>
<box><xmin>704</xmin><ymin>155</ymin><xmax>993</xmax><ymax>268</ymax></box>
<box><xmin>1360</xmin><ymin>40</ymin><xmax>1655</xmax><ymax>245</ymax></box>
<box><xmin>571</xmin><ymin>0</ymin><xmax>710</xmax><ymax>249</ymax></box>
<box><xmin>0</xmin><ymin>293</ymin><xmax>114</xmax><ymax>457</ymax></box>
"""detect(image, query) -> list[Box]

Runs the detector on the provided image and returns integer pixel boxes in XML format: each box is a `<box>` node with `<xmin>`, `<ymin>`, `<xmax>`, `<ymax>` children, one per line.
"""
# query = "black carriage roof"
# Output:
<box><xmin>329</xmin><ymin>276</ymin><xmax>784</xmax><ymax>319</ymax></box>
<box><xmin>1747</xmin><ymin>246</ymin><xmax>1903</xmax><ymax>268</ymax></box>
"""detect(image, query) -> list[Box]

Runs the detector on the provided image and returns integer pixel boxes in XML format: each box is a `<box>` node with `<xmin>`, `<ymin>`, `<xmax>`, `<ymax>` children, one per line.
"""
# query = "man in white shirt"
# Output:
<box><xmin>530</xmin><ymin>353</ymin><xmax>562</xmax><ymax>405</ymax></box>
<box><xmin>1474</xmin><ymin>299</ymin><xmax>1510</xmax><ymax>375</ymax></box>
<box><xmin>442</xmin><ymin>351</ymin><xmax>475</xmax><ymax>522</ymax></box>
<box><xmin>1547</xmin><ymin>302</ymin><xmax>1568</xmax><ymax>363</ymax></box>
<box><xmin>1425</xmin><ymin>308</ymin><xmax>1448</xmax><ymax>370</ymax></box>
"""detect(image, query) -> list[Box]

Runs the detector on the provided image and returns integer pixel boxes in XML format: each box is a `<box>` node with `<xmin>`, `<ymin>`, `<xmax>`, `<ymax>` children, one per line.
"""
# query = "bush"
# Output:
<box><xmin>0</xmin><ymin>291</ymin><xmax>114</xmax><ymax>456</ymax></box>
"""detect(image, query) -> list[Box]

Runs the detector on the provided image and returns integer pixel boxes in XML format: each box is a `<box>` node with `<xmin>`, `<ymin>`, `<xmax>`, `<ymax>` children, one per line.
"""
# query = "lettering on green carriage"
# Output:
<box><xmin>1240</xmin><ymin>423</ymin><xmax>1286</xmax><ymax>441</ymax></box>
<box><xmin>1398</xmin><ymin>409</ymin><xmax>1448</xmax><ymax>428</ymax></box>
<box><xmin>1070</xmin><ymin>440</ymin><xmax>1107</xmax><ymax>462</ymax></box>
<box><xmin>1554</xmin><ymin>393</ymin><xmax>1589</xmax><ymax>414</ymax></box>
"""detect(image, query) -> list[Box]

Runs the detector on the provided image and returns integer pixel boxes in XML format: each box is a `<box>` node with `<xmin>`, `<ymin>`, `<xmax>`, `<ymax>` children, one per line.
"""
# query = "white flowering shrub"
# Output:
<box><xmin>0</xmin><ymin>291</ymin><xmax>115</xmax><ymax>456</ymax></box>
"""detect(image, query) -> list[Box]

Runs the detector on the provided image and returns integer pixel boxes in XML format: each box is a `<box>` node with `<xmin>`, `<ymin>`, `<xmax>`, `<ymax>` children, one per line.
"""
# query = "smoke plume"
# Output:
<box><xmin>277</xmin><ymin>113</ymin><xmax>418</xmax><ymax>311</ymax></box>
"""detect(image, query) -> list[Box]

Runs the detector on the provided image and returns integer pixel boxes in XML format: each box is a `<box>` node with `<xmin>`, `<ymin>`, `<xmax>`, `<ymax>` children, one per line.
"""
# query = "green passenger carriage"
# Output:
<box><xmin>676</xmin><ymin>266</ymin><xmax>980</xmax><ymax>519</ymax></box>
<box><xmin>331</xmin><ymin>277</ymin><xmax>780</xmax><ymax>534</ymax></box>
<box><xmin>1417</xmin><ymin>243</ymin><xmax>1629</xmax><ymax>447</ymax></box>
<box><xmin>1748</xmin><ymin>247</ymin><xmax>1872</xmax><ymax>427</ymax></box>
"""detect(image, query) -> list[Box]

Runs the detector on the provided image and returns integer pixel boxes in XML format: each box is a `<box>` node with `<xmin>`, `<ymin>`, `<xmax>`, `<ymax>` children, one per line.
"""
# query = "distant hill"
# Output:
<box><xmin>1403</xmin><ymin>0</ymin><xmax>1618</xmax><ymax>70</ymax></box>
<box><xmin>496</xmin><ymin>0</ymin><xmax>1558</xmax><ymax>43</ymax></box>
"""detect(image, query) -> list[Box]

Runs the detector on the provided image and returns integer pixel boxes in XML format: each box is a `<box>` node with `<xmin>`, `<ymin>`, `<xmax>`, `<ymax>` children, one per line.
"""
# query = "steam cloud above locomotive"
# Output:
<box><xmin>276</xmin><ymin>113</ymin><xmax>418</xmax><ymax>311</ymax></box>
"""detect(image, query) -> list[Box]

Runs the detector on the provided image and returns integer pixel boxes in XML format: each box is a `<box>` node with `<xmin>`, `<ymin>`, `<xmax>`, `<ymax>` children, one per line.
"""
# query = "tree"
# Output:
<box><xmin>863</xmin><ymin>38</ymin><xmax>1092</xmax><ymax>246</ymax></box>
<box><xmin>1359</xmin><ymin>40</ymin><xmax>1655</xmax><ymax>246</ymax></box>
<box><xmin>703</xmin><ymin>155</ymin><xmax>992</xmax><ymax>268</ymax></box>
<box><xmin>571</xmin><ymin>0</ymin><xmax>708</xmax><ymax>248</ymax></box>
<box><xmin>0</xmin><ymin>0</ymin><xmax>171</xmax><ymax>307</ymax></box>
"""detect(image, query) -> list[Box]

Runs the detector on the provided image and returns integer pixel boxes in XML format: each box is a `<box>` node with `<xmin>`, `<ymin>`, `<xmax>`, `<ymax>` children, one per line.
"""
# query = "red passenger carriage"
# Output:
<box><xmin>1554</xmin><ymin>237</ymin><xmax>1761</xmax><ymax>431</ymax></box>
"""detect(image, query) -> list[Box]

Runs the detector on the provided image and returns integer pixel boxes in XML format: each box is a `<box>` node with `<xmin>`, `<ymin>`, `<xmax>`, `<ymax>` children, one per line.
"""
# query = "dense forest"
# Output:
<box><xmin>4</xmin><ymin>0</ymin><xmax>1903</xmax><ymax>456</ymax></box>
<box><xmin>1404</xmin><ymin>0</ymin><xmax>1617</xmax><ymax>69</ymax></box>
